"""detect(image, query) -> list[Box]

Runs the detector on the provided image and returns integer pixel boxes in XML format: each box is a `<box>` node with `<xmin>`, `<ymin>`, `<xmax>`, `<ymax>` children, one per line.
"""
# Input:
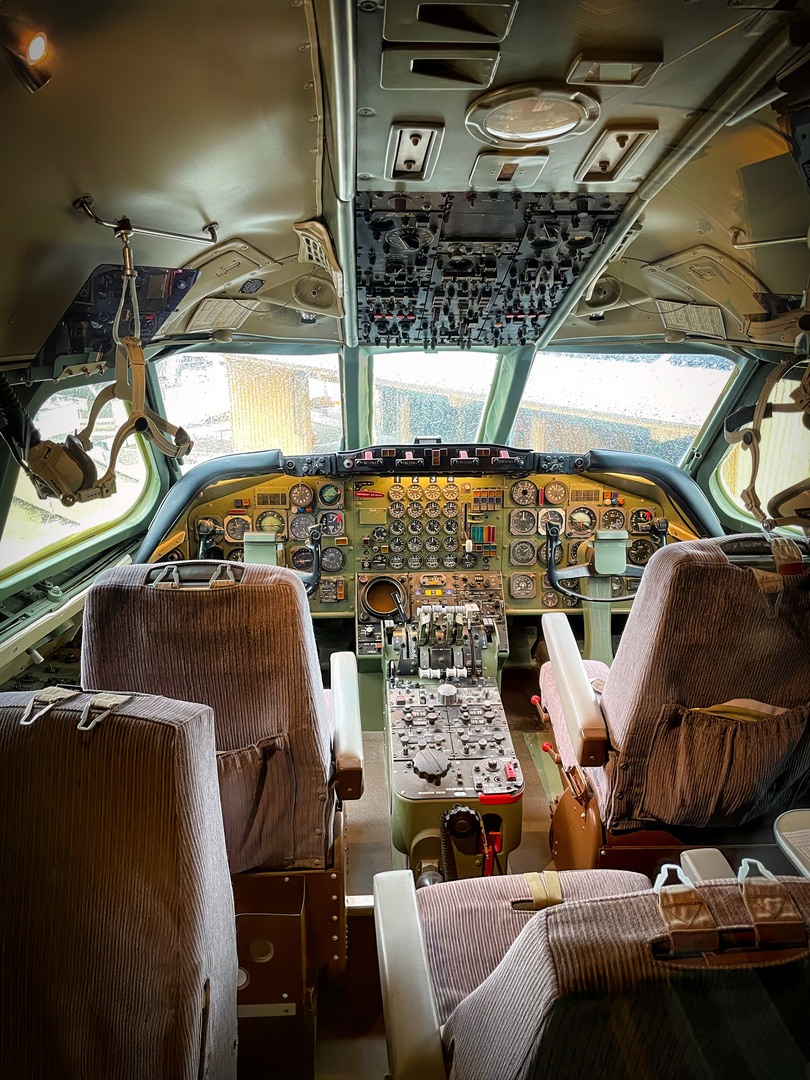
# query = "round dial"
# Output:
<box><xmin>510</xmin><ymin>573</ymin><xmax>536</xmax><ymax>599</ymax></box>
<box><xmin>389</xmin><ymin>536</ymin><xmax>405</xmax><ymax>552</ymax></box>
<box><xmin>290</xmin><ymin>546</ymin><xmax>314</xmax><ymax>571</ymax></box>
<box><xmin>425</xmin><ymin>483</ymin><xmax>442</xmax><ymax>500</ymax></box>
<box><xmin>389</xmin><ymin>518</ymin><xmax>405</xmax><ymax>535</ymax></box>
<box><xmin>226</xmin><ymin>547</ymin><xmax>244</xmax><ymax>563</ymax></box>
<box><xmin>225</xmin><ymin>515</ymin><xmax>251</xmax><ymax>542</ymax></box>
<box><xmin>443</xmin><ymin>519</ymin><xmax>459</xmax><ymax>535</ymax></box>
<box><xmin>195</xmin><ymin>516</ymin><xmax>223</xmax><ymax>542</ymax></box>
<box><xmin>371</xmin><ymin>554</ymin><xmax>388</xmax><ymax>570</ymax></box>
<box><xmin>388</xmin><ymin>483</ymin><xmax>406</xmax><ymax>502</ymax></box>
<box><xmin>289</xmin><ymin>482</ymin><xmax>315</xmax><ymax>508</ymax></box>
<box><xmin>442</xmin><ymin>553</ymin><xmax>458</xmax><ymax>569</ymax></box>
<box><xmin>460</xmin><ymin>553</ymin><xmax>477</xmax><ymax>569</ymax></box>
<box><xmin>407</xmin><ymin>501</ymin><xmax>424</xmax><ymax>518</ymax></box>
<box><xmin>425</xmin><ymin>535</ymin><xmax>440</xmax><ymax>552</ymax></box>
<box><xmin>601</xmin><ymin>508</ymin><xmax>626</xmax><ymax>530</ymax></box>
<box><xmin>425</xmin><ymin>501</ymin><xmax>442</xmax><ymax>518</ymax></box>
<box><xmin>443</xmin><ymin>482</ymin><xmax>460</xmax><ymax>499</ymax></box>
<box><xmin>568</xmin><ymin>506</ymin><xmax>597</xmax><ymax>535</ymax></box>
<box><xmin>611</xmin><ymin>576</ymin><xmax>625</xmax><ymax>597</ymax></box>
<box><xmin>537</xmin><ymin>540</ymin><xmax>564</xmax><ymax>567</ymax></box>
<box><xmin>630</xmin><ymin>508</ymin><xmax>654</xmax><ymax>532</ymax></box>
<box><xmin>318</xmin><ymin>482</ymin><xmax>342</xmax><ymax>506</ymax></box>
<box><xmin>544</xmin><ymin>480</ymin><xmax>568</xmax><ymax>505</ymax></box>
<box><xmin>425</xmin><ymin>554</ymin><xmax>441</xmax><ymax>570</ymax></box>
<box><xmin>542</xmin><ymin>589</ymin><xmax>560</xmax><ymax>608</ymax></box>
<box><xmin>443</xmin><ymin>536</ymin><xmax>459</xmax><ymax>552</ymax></box>
<box><xmin>319</xmin><ymin>511</ymin><xmax>344</xmax><ymax>536</ymax></box>
<box><xmin>407</xmin><ymin>554</ymin><xmax>423</xmax><ymax>569</ymax></box>
<box><xmin>562</xmin><ymin>593</ymin><xmax>579</xmax><ymax>608</ymax></box>
<box><xmin>425</xmin><ymin>518</ymin><xmax>441</xmax><ymax>535</ymax></box>
<box><xmin>389</xmin><ymin>501</ymin><xmax>406</xmax><ymax>518</ymax></box>
<box><xmin>256</xmin><ymin>510</ymin><xmax>286</xmax><ymax>536</ymax></box>
<box><xmin>510</xmin><ymin>539</ymin><xmax>536</xmax><ymax>566</ymax></box>
<box><xmin>406</xmin><ymin>483</ymin><xmax>423</xmax><ymax>501</ymax></box>
<box><xmin>510</xmin><ymin>480</ymin><xmax>538</xmax><ymax>506</ymax></box>
<box><xmin>569</xmin><ymin>539</ymin><xmax>585</xmax><ymax>565</ymax></box>
<box><xmin>289</xmin><ymin>512</ymin><xmax>316</xmax><ymax>540</ymax></box>
<box><xmin>510</xmin><ymin>508</ymin><xmax>537</xmax><ymax>535</ymax></box>
<box><xmin>443</xmin><ymin>501</ymin><xmax>459</xmax><ymax>518</ymax></box>
<box><xmin>407</xmin><ymin>518</ymin><xmax>424</xmax><ymax>535</ymax></box>
<box><xmin>322</xmin><ymin>547</ymin><xmax>346</xmax><ymax>572</ymax></box>
<box><xmin>628</xmin><ymin>538</ymin><xmax>656</xmax><ymax>566</ymax></box>
<box><xmin>389</xmin><ymin>554</ymin><xmax>405</xmax><ymax>570</ymax></box>
<box><xmin>371</xmin><ymin>525</ymin><xmax>387</xmax><ymax>543</ymax></box>
<box><xmin>538</xmin><ymin>509</ymin><xmax>565</xmax><ymax>535</ymax></box>
<box><xmin>407</xmin><ymin>536</ymin><xmax>422</xmax><ymax>553</ymax></box>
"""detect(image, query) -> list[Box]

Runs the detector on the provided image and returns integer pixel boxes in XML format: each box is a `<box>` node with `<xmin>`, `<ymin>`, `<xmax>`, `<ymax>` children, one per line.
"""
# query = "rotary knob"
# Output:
<box><xmin>438</xmin><ymin>683</ymin><xmax>457</xmax><ymax>705</ymax></box>
<box><xmin>411</xmin><ymin>747</ymin><xmax>450</xmax><ymax>782</ymax></box>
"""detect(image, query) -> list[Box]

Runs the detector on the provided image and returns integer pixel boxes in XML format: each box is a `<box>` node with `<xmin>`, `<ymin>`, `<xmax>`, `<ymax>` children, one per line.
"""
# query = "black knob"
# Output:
<box><xmin>412</xmin><ymin>748</ymin><xmax>450</xmax><ymax>782</ymax></box>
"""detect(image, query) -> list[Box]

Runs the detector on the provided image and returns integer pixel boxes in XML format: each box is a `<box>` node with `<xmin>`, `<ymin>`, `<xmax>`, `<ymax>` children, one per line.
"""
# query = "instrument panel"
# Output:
<box><xmin>172</xmin><ymin>469</ymin><xmax>683</xmax><ymax>616</ymax></box>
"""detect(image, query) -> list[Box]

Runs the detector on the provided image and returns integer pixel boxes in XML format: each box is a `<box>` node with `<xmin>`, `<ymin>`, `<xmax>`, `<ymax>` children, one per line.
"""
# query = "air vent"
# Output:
<box><xmin>381</xmin><ymin>46</ymin><xmax>500</xmax><ymax>89</ymax></box>
<box><xmin>293</xmin><ymin>221</ymin><xmax>344</xmax><ymax>297</ymax></box>
<box><xmin>383</xmin><ymin>0</ymin><xmax>518</xmax><ymax>43</ymax></box>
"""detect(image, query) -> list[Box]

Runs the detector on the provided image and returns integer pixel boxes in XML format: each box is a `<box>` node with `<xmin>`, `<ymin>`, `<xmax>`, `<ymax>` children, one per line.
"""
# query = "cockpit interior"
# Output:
<box><xmin>1</xmin><ymin>1</ymin><xmax>810</xmax><ymax>1077</ymax></box>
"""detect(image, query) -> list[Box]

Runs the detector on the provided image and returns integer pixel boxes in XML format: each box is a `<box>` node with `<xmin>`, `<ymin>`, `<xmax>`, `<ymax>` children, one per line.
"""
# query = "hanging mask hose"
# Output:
<box><xmin>2</xmin><ymin>221</ymin><xmax>192</xmax><ymax>507</ymax></box>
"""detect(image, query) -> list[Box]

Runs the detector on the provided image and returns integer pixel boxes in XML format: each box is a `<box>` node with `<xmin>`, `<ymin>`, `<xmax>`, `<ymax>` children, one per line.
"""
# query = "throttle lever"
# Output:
<box><xmin>651</xmin><ymin>517</ymin><xmax>669</xmax><ymax>549</ymax></box>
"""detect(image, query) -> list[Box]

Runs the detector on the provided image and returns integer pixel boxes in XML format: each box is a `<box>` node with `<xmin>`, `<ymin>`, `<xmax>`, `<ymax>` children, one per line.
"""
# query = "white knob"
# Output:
<box><xmin>438</xmin><ymin>683</ymin><xmax>457</xmax><ymax>704</ymax></box>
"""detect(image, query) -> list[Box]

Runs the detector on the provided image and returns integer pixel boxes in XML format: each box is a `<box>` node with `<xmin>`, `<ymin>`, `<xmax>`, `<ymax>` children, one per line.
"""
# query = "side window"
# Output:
<box><xmin>0</xmin><ymin>385</ymin><xmax>150</xmax><ymax>575</ymax></box>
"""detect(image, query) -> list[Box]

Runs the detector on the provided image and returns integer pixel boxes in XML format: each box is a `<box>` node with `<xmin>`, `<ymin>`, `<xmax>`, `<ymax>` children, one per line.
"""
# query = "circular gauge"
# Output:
<box><xmin>289</xmin><ymin>512</ymin><xmax>316</xmax><ymax>540</ymax></box>
<box><xmin>542</xmin><ymin>589</ymin><xmax>560</xmax><ymax>608</ymax></box>
<box><xmin>195</xmin><ymin>516</ymin><xmax>223</xmax><ymax>542</ymax></box>
<box><xmin>443</xmin><ymin>519</ymin><xmax>459</xmax><ymax>535</ymax></box>
<box><xmin>425</xmin><ymin>554</ymin><xmax>441</xmax><ymax>570</ymax></box>
<box><xmin>601</xmin><ymin>508</ymin><xmax>626</xmax><ymax>530</ymax></box>
<box><xmin>319</xmin><ymin>511</ymin><xmax>344</xmax><ymax>537</ymax></box>
<box><xmin>322</xmin><ymin>547</ymin><xmax>346</xmax><ymax>572</ymax></box>
<box><xmin>290</xmin><ymin>546</ymin><xmax>314</xmax><ymax>571</ymax></box>
<box><xmin>407</xmin><ymin>518</ymin><xmax>424</xmax><ymax>535</ymax></box>
<box><xmin>460</xmin><ymin>553</ymin><xmax>477</xmax><ymax>569</ymax></box>
<box><xmin>389</xmin><ymin>553</ymin><xmax>405</xmax><ymax>570</ymax></box>
<box><xmin>443</xmin><ymin>482</ymin><xmax>460</xmax><ymax>499</ymax></box>
<box><xmin>425</xmin><ymin>535</ymin><xmax>441</xmax><ymax>552</ymax></box>
<box><xmin>611</xmin><ymin>576</ymin><xmax>625</xmax><ymax>597</ymax></box>
<box><xmin>407</xmin><ymin>554</ymin><xmax>423</xmax><ymax>569</ymax></box>
<box><xmin>406</xmin><ymin>483</ymin><xmax>423</xmax><ymax>501</ymax></box>
<box><xmin>510</xmin><ymin>573</ymin><xmax>536</xmax><ymax>599</ymax></box>
<box><xmin>407</xmin><ymin>536</ymin><xmax>423</xmax><ymax>553</ymax></box>
<box><xmin>425</xmin><ymin>483</ymin><xmax>442</xmax><ymax>500</ymax></box>
<box><xmin>389</xmin><ymin>501</ymin><xmax>406</xmax><ymax>518</ymax></box>
<box><xmin>510</xmin><ymin>479</ymin><xmax>538</xmax><ymax>506</ymax></box>
<box><xmin>510</xmin><ymin>539</ymin><xmax>537</xmax><ymax>566</ymax></box>
<box><xmin>425</xmin><ymin>501</ymin><xmax>442</xmax><ymax>518</ymax></box>
<box><xmin>225</xmin><ymin>515</ymin><xmax>251</xmax><ymax>542</ymax></box>
<box><xmin>509</xmin><ymin>508</ymin><xmax>537</xmax><ymax>535</ymax></box>
<box><xmin>442</xmin><ymin>553</ymin><xmax>458</xmax><ymax>569</ymax></box>
<box><xmin>568</xmin><ymin>506</ymin><xmax>597</xmax><ymax>536</ymax></box>
<box><xmin>256</xmin><ymin>510</ymin><xmax>286</xmax><ymax>537</ymax></box>
<box><xmin>289</xmin><ymin>482</ymin><xmax>315</xmax><ymax>508</ymax></box>
<box><xmin>371</xmin><ymin>525</ymin><xmax>387</xmax><ymax>543</ymax></box>
<box><xmin>371</xmin><ymin>554</ymin><xmax>388</xmax><ymax>571</ymax></box>
<box><xmin>630</xmin><ymin>508</ymin><xmax>654</xmax><ymax>532</ymax></box>
<box><xmin>389</xmin><ymin>518</ymin><xmax>405</xmax><ymax>535</ymax></box>
<box><xmin>538</xmin><ymin>509</ymin><xmax>565</xmax><ymax>535</ymax></box>
<box><xmin>628</xmin><ymin>538</ymin><xmax>656</xmax><ymax>566</ymax></box>
<box><xmin>537</xmin><ymin>540</ymin><xmax>564</xmax><ymax>567</ymax></box>
<box><xmin>562</xmin><ymin>594</ymin><xmax>579</xmax><ymax>608</ymax></box>
<box><xmin>407</xmin><ymin>501</ymin><xmax>424</xmax><ymax>518</ymax></box>
<box><xmin>561</xmin><ymin>578</ymin><xmax>579</xmax><ymax>591</ymax></box>
<box><xmin>227</xmin><ymin>547</ymin><xmax>244</xmax><ymax>563</ymax></box>
<box><xmin>389</xmin><ymin>536</ymin><xmax>405</xmax><ymax>552</ymax></box>
<box><xmin>425</xmin><ymin>518</ymin><xmax>441</xmax><ymax>535</ymax></box>
<box><xmin>443</xmin><ymin>501</ymin><xmax>459</xmax><ymax>518</ymax></box>
<box><xmin>388</xmin><ymin>483</ymin><xmax>406</xmax><ymax>502</ymax></box>
<box><xmin>568</xmin><ymin>539</ymin><xmax>585</xmax><ymax>565</ymax></box>
<box><xmin>544</xmin><ymin>480</ymin><xmax>568</xmax><ymax>505</ymax></box>
<box><xmin>318</xmin><ymin>483</ymin><xmax>342</xmax><ymax>506</ymax></box>
<box><xmin>443</xmin><ymin>536</ymin><xmax>459</xmax><ymax>552</ymax></box>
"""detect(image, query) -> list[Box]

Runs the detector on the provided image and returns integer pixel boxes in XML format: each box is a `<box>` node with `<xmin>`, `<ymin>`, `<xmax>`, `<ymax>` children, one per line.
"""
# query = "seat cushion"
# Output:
<box><xmin>416</xmin><ymin>869</ymin><xmax>650</xmax><ymax>1023</ymax></box>
<box><xmin>539</xmin><ymin>659</ymin><xmax>613</xmax><ymax>821</ymax></box>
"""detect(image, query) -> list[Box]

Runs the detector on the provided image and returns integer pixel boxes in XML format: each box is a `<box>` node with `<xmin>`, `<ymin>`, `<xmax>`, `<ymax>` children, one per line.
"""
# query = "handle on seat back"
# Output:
<box><xmin>542</xmin><ymin>612</ymin><xmax>608</xmax><ymax>767</ymax></box>
<box><xmin>331</xmin><ymin>652</ymin><xmax>364</xmax><ymax>800</ymax></box>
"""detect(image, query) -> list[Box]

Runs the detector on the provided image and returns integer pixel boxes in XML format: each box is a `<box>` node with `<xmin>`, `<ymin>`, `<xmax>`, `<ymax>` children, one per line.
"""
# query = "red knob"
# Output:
<box><xmin>530</xmin><ymin>695</ymin><xmax>541</xmax><ymax>705</ymax></box>
<box><xmin>542</xmin><ymin>742</ymin><xmax>552</xmax><ymax>753</ymax></box>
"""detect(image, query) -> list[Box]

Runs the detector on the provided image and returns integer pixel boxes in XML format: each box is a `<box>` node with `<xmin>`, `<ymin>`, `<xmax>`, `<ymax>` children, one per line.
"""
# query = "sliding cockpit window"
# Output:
<box><xmin>154</xmin><ymin>352</ymin><xmax>342</xmax><ymax>469</ymax></box>
<box><xmin>512</xmin><ymin>351</ymin><xmax>736</xmax><ymax>464</ymax></box>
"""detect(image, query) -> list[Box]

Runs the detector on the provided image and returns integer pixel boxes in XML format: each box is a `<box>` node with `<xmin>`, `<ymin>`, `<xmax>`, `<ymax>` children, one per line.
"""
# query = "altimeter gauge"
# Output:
<box><xmin>509</xmin><ymin>508</ymin><xmax>537</xmax><ymax>535</ymax></box>
<box><xmin>321</xmin><ymin>547</ymin><xmax>346</xmax><ymax>572</ymax></box>
<box><xmin>224</xmin><ymin>514</ymin><xmax>251</xmax><ymax>542</ymax></box>
<box><xmin>510</xmin><ymin>480</ymin><xmax>538</xmax><ymax>506</ymax></box>
<box><xmin>628</xmin><ymin>538</ymin><xmax>656</xmax><ymax>565</ymax></box>
<box><xmin>510</xmin><ymin>574</ymin><xmax>536</xmax><ymax>599</ymax></box>
<box><xmin>509</xmin><ymin>539</ymin><xmax>537</xmax><ymax>566</ymax></box>
<box><xmin>289</xmin><ymin>512</ymin><xmax>316</xmax><ymax>540</ymax></box>
<box><xmin>601</xmin><ymin>508</ymin><xmax>626</xmax><ymax>530</ymax></box>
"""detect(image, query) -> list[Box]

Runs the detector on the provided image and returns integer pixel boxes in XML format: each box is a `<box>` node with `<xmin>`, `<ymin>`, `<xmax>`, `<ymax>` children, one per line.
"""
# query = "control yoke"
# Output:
<box><xmin>544</xmin><ymin>520</ymin><xmax>668</xmax><ymax>603</ymax></box>
<box><xmin>294</xmin><ymin>524</ymin><xmax>322</xmax><ymax>597</ymax></box>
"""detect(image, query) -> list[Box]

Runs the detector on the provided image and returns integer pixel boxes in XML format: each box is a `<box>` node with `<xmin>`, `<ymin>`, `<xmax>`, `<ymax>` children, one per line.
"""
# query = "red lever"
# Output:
<box><xmin>530</xmin><ymin>695</ymin><xmax>541</xmax><ymax>705</ymax></box>
<box><xmin>542</xmin><ymin>742</ymin><xmax>552</xmax><ymax>753</ymax></box>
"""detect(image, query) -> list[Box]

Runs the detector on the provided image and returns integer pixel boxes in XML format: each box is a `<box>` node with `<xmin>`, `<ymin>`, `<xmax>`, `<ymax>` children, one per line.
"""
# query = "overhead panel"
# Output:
<box><xmin>380</xmin><ymin>45</ymin><xmax>501</xmax><ymax>89</ymax></box>
<box><xmin>383</xmin><ymin>0</ymin><xmax>519</xmax><ymax>43</ymax></box>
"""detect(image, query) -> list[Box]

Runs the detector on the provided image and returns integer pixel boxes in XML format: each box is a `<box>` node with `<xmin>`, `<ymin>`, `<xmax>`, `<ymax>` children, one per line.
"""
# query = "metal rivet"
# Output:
<box><xmin>282</xmin><ymin>993</ymin><xmax>289</xmax><ymax>999</ymax></box>
<box><xmin>332</xmin><ymin>915</ymin><xmax>338</xmax><ymax>921</ymax></box>
<box><xmin>331</xmin><ymin>895</ymin><xmax>338</xmax><ymax>902</ymax></box>
<box><xmin>309</xmin><ymin>114</ymin><xmax>319</xmax><ymax>122</ymax></box>
<box><xmin>299</xmin><ymin>42</ymin><xmax>311</xmax><ymax>50</ymax></box>
<box><xmin>310</xmin><ymin>148</ymin><xmax>319</xmax><ymax>154</ymax></box>
<box><xmin>332</xmin><ymin>935</ymin><xmax>339</xmax><ymax>941</ymax></box>
<box><xmin>358</xmin><ymin>172</ymin><xmax>372</xmax><ymax>179</ymax></box>
<box><xmin>358</xmin><ymin>107</ymin><xmax>375</xmax><ymax>117</ymax></box>
<box><xmin>330</xmin><ymin>873</ymin><xmax>337</xmax><ymax>879</ymax></box>
<box><xmin>304</xmin><ymin>81</ymin><xmax>314</xmax><ymax>89</ymax></box>
<box><xmin>333</xmin><ymin>954</ymin><xmax>339</xmax><ymax>961</ymax></box>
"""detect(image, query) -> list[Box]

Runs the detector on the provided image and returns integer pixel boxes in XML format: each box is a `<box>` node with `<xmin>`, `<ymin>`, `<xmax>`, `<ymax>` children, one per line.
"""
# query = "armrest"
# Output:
<box><xmin>330</xmin><ymin>651</ymin><xmax>364</xmax><ymax>800</ymax></box>
<box><xmin>373</xmin><ymin>871</ymin><xmax>446</xmax><ymax>1080</ymax></box>
<box><xmin>541</xmin><ymin>613</ymin><xmax>608</xmax><ymax>767</ymax></box>
<box><xmin>681</xmin><ymin>848</ymin><xmax>736</xmax><ymax>881</ymax></box>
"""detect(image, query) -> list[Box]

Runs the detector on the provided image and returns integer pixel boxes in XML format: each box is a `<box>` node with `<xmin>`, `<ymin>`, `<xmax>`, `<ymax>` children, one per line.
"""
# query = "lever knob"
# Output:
<box><xmin>438</xmin><ymin>683</ymin><xmax>457</xmax><ymax>705</ymax></box>
<box><xmin>412</xmin><ymin>747</ymin><xmax>450</xmax><ymax>782</ymax></box>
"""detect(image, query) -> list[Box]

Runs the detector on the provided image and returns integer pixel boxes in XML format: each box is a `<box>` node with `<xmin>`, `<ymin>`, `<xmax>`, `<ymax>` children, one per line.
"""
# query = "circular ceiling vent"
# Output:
<box><xmin>465</xmin><ymin>84</ymin><xmax>600</xmax><ymax>149</ymax></box>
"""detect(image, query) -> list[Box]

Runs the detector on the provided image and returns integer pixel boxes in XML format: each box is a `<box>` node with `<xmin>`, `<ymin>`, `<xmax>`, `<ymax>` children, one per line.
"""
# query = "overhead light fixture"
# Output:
<box><xmin>465</xmin><ymin>84</ymin><xmax>600</xmax><ymax>149</ymax></box>
<box><xmin>0</xmin><ymin>15</ymin><xmax>51</xmax><ymax>93</ymax></box>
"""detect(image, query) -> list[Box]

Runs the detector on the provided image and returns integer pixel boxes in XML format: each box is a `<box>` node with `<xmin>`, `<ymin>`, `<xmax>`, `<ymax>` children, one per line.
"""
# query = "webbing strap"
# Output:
<box><xmin>512</xmin><ymin>871</ymin><xmax>563</xmax><ymax>911</ymax></box>
<box><xmin>657</xmin><ymin>883</ymin><xmax>720</xmax><ymax>955</ymax></box>
<box><xmin>739</xmin><ymin>859</ymin><xmax>807</xmax><ymax>948</ymax></box>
